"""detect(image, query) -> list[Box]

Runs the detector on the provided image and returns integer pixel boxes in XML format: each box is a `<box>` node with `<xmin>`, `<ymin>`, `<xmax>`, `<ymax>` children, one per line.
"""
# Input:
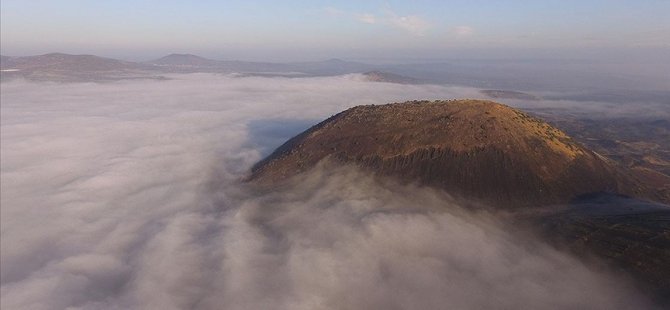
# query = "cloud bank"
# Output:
<box><xmin>0</xmin><ymin>74</ymin><xmax>658</xmax><ymax>309</ymax></box>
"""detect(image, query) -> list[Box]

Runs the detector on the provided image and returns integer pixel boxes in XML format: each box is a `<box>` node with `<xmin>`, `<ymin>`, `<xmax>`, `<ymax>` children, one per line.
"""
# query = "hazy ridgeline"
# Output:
<box><xmin>0</xmin><ymin>74</ymin><xmax>661</xmax><ymax>309</ymax></box>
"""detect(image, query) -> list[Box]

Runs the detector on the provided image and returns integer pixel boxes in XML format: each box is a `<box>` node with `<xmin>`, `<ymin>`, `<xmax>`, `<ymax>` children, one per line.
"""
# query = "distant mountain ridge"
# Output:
<box><xmin>148</xmin><ymin>53</ymin><xmax>220</xmax><ymax>67</ymax></box>
<box><xmin>1</xmin><ymin>52</ymin><xmax>378</xmax><ymax>80</ymax></box>
<box><xmin>1</xmin><ymin>53</ymin><xmax>145</xmax><ymax>70</ymax></box>
<box><xmin>0</xmin><ymin>53</ymin><xmax>159</xmax><ymax>81</ymax></box>
<box><xmin>2</xmin><ymin>53</ymin><xmax>669</xmax><ymax>103</ymax></box>
<box><xmin>481</xmin><ymin>89</ymin><xmax>540</xmax><ymax>101</ymax></box>
<box><xmin>362</xmin><ymin>71</ymin><xmax>422</xmax><ymax>84</ymax></box>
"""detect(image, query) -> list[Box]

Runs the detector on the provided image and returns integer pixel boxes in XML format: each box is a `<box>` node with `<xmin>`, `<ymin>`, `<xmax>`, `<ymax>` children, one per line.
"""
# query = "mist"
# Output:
<box><xmin>0</xmin><ymin>74</ymin><xmax>659</xmax><ymax>309</ymax></box>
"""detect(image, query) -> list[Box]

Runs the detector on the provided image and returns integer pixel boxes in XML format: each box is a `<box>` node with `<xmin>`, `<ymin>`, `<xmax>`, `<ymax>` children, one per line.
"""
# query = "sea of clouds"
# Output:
<box><xmin>0</xmin><ymin>74</ymin><xmax>659</xmax><ymax>309</ymax></box>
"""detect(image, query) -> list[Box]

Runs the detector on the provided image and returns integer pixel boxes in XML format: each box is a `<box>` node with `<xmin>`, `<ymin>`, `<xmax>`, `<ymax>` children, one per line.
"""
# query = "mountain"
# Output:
<box><xmin>147</xmin><ymin>53</ymin><xmax>220</xmax><ymax>67</ymax></box>
<box><xmin>1</xmin><ymin>53</ymin><xmax>143</xmax><ymax>71</ymax></box>
<box><xmin>362</xmin><ymin>71</ymin><xmax>422</xmax><ymax>84</ymax></box>
<box><xmin>146</xmin><ymin>54</ymin><xmax>373</xmax><ymax>75</ymax></box>
<box><xmin>0</xmin><ymin>53</ymin><xmax>158</xmax><ymax>81</ymax></box>
<box><xmin>0</xmin><ymin>55</ymin><xmax>12</xmax><ymax>65</ymax></box>
<box><xmin>250</xmin><ymin>99</ymin><xmax>665</xmax><ymax>208</ymax></box>
<box><xmin>481</xmin><ymin>89</ymin><xmax>540</xmax><ymax>100</ymax></box>
<box><xmin>531</xmin><ymin>194</ymin><xmax>670</xmax><ymax>303</ymax></box>
<box><xmin>0</xmin><ymin>52</ymin><xmax>377</xmax><ymax>80</ymax></box>
<box><xmin>288</xmin><ymin>58</ymin><xmax>374</xmax><ymax>75</ymax></box>
<box><xmin>234</xmin><ymin>58</ymin><xmax>374</xmax><ymax>76</ymax></box>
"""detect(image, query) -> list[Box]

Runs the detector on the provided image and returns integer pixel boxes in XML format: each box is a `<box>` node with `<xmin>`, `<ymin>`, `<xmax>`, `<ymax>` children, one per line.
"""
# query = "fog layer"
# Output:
<box><xmin>0</xmin><ymin>74</ymin><xmax>657</xmax><ymax>309</ymax></box>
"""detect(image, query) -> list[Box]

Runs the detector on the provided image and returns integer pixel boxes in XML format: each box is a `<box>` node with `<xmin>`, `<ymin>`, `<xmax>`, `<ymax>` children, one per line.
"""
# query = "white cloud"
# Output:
<box><xmin>357</xmin><ymin>13</ymin><xmax>376</xmax><ymax>24</ymax></box>
<box><xmin>453</xmin><ymin>25</ymin><xmax>475</xmax><ymax>37</ymax></box>
<box><xmin>322</xmin><ymin>6</ymin><xmax>345</xmax><ymax>17</ymax></box>
<box><xmin>388</xmin><ymin>14</ymin><xmax>431</xmax><ymax>36</ymax></box>
<box><xmin>0</xmin><ymin>74</ymin><xmax>656</xmax><ymax>309</ymax></box>
<box><xmin>324</xmin><ymin>6</ymin><xmax>430</xmax><ymax>36</ymax></box>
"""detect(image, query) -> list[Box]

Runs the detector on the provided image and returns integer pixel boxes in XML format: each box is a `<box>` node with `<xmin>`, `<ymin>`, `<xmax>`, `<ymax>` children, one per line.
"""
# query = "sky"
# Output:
<box><xmin>1</xmin><ymin>0</ymin><xmax>669</xmax><ymax>61</ymax></box>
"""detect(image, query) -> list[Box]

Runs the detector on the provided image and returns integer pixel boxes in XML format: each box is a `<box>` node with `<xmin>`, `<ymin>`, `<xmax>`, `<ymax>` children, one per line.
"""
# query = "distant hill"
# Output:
<box><xmin>0</xmin><ymin>53</ymin><xmax>160</xmax><ymax>82</ymax></box>
<box><xmin>481</xmin><ymin>89</ymin><xmax>540</xmax><ymax>101</ymax></box>
<box><xmin>0</xmin><ymin>53</ymin><xmax>379</xmax><ymax>81</ymax></box>
<box><xmin>0</xmin><ymin>55</ymin><xmax>12</xmax><ymax>65</ymax></box>
<box><xmin>147</xmin><ymin>53</ymin><xmax>220</xmax><ymax>67</ymax></box>
<box><xmin>362</xmin><ymin>71</ymin><xmax>422</xmax><ymax>84</ymax></box>
<box><xmin>250</xmin><ymin>99</ymin><xmax>666</xmax><ymax>207</ymax></box>
<box><xmin>144</xmin><ymin>54</ymin><xmax>375</xmax><ymax>75</ymax></box>
<box><xmin>224</xmin><ymin>58</ymin><xmax>374</xmax><ymax>75</ymax></box>
<box><xmin>287</xmin><ymin>58</ymin><xmax>374</xmax><ymax>75</ymax></box>
<box><xmin>1</xmin><ymin>53</ymin><xmax>144</xmax><ymax>71</ymax></box>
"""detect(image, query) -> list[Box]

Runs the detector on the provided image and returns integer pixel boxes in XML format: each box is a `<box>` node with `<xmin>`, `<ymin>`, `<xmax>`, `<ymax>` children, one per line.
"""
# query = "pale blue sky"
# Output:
<box><xmin>1</xmin><ymin>0</ymin><xmax>668</xmax><ymax>61</ymax></box>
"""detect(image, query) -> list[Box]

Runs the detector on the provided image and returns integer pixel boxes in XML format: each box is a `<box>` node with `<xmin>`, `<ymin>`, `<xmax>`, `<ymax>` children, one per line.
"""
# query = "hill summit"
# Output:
<box><xmin>251</xmin><ymin>99</ymin><xmax>661</xmax><ymax>207</ymax></box>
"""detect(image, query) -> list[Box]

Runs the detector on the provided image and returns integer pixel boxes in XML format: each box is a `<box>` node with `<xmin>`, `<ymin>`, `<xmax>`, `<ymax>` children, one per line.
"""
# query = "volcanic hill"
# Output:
<box><xmin>250</xmin><ymin>99</ymin><xmax>663</xmax><ymax>207</ymax></box>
